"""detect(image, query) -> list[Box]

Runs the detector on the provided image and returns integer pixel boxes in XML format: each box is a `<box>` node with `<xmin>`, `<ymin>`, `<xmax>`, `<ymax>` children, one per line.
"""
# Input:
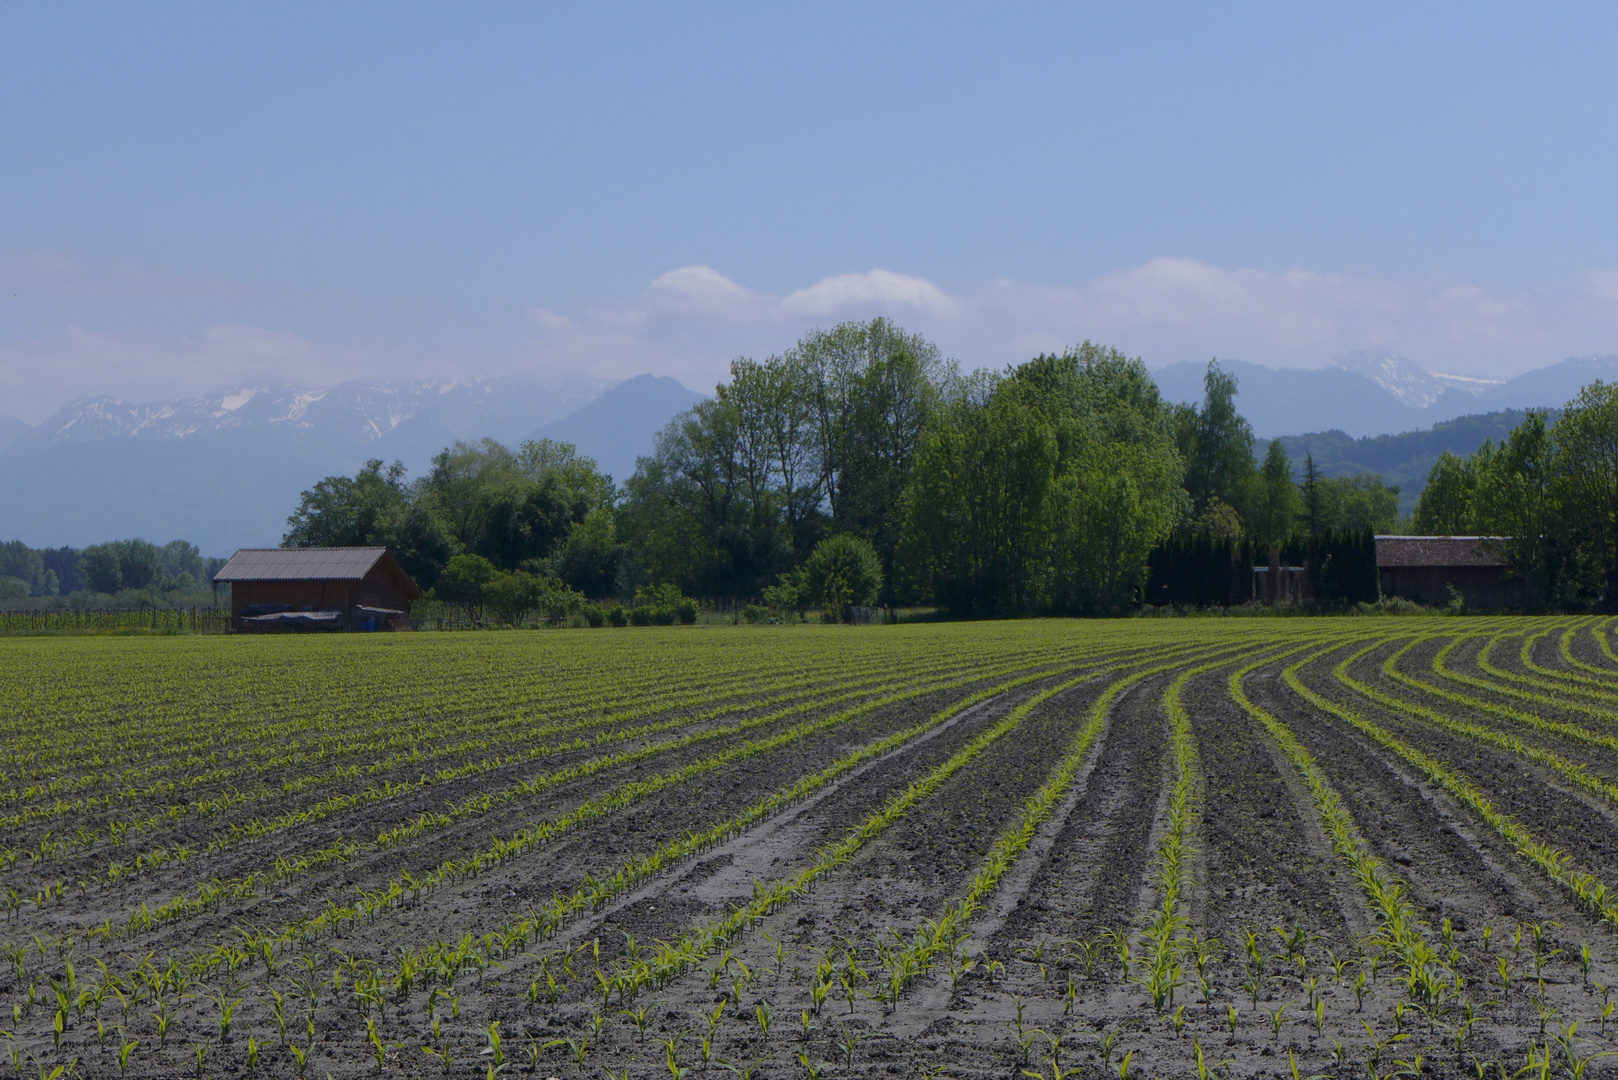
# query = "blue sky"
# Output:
<box><xmin>4</xmin><ymin>3</ymin><xmax>1617</xmax><ymax>420</ymax></box>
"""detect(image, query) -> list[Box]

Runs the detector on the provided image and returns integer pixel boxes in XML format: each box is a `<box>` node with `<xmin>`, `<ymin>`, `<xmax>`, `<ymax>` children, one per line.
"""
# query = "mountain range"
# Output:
<box><xmin>0</xmin><ymin>375</ymin><xmax>699</xmax><ymax>554</ymax></box>
<box><xmin>1</xmin><ymin>351</ymin><xmax>1611</xmax><ymax>554</ymax></box>
<box><xmin>1152</xmin><ymin>350</ymin><xmax>1618</xmax><ymax>438</ymax></box>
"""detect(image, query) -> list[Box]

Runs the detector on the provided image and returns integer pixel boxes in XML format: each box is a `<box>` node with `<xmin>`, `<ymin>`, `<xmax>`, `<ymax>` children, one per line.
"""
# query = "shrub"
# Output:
<box><xmin>675</xmin><ymin>598</ymin><xmax>699</xmax><ymax>625</ymax></box>
<box><xmin>742</xmin><ymin>604</ymin><xmax>769</xmax><ymax>624</ymax></box>
<box><xmin>629</xmin><ymin>606</ymin><xmax>653</xmax><ymax>626</ymax></box>
<box><xmin>607</xmin><ymin>606</ymin><xmax>628</xmax><ymax>627</ymax></box>
<box><xmin>801</xmin><ymin>535</ymin><xmax>883</xmax><ymax>620</ymax></box>
<box><xmin>581</xmin><ymin>604</ymin><xmax>606</xmax><ymax>628</ymax></box>
<box><xmin>651</xmin><ymin>605</ymin><xmax>677</xmax><ymax>626</ymax></box>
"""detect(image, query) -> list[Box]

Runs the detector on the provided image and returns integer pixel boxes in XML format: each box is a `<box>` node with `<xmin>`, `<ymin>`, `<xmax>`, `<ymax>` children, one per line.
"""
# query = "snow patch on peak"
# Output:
<box><xmin>1329</xmin><ymin>349</ymin><xmax>1447</xmax><ymax>408</ymax></box>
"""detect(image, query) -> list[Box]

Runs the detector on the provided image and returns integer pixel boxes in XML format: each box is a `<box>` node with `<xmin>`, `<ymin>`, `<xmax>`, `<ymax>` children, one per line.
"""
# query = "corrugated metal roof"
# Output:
<box><xmin>1375</xmin><ymin>536</ymin><xmax>1512</xmax><ymax>568</ymax></box>
<box><xmin>214</xmin><ymin>547</ymin><xmax>389</xmax><ymax>582</ymax></box>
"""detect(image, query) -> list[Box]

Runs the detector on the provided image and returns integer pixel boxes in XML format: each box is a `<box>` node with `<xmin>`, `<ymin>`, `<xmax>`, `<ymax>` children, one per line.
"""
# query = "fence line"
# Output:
<box><xmin>0</xmin><ymin>607</ymin><xmax>232</xmax><ymax>634</ymax></box>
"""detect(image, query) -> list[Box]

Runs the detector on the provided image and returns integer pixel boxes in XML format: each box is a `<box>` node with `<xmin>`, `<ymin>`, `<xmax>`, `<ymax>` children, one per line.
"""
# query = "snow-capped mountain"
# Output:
<box><xmin>0</xmin><ymin>374</ymin><xmax>699</xmax><ymax>554</ymax></box>
<box><xmin>12</xmin><ymin>377</ymin><xmax>606</xmax><ymax>453</ymax></box>
<box><xmin>1153</xmin><ymin>351</ymin><xmax>1589</xmax><ymax>439</ymax></box>
<box><xmin>1326</xmin><ymin>349</ymin><xmax>1504</xmax><ymax>410</ymax></box>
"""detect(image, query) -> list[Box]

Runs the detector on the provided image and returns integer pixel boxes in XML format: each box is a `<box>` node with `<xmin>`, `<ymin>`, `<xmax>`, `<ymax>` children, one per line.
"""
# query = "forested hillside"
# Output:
<box><xmin>1266</xmin><ymin>410</ymin><xmax>1540</xmax><ymax>514</ymax></box>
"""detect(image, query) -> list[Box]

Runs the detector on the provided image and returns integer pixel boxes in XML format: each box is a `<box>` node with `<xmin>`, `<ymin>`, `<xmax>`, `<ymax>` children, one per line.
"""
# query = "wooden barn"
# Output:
<box><xmin>214</xmin><ymin>547</ymin><xmax>421</xmax><ymax>631</ymax></box>
<box><xmin>1375</xmin><ymin>535</ymin><xmax>1531</xmax><ymax>609</ymax></box>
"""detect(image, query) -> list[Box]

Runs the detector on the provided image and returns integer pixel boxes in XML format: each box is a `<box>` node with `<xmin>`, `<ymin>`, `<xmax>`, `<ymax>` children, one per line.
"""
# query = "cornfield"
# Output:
<box><xmin>4</xmin><ymin>617</ymin><xmax>1618</xmax><ymax>1078</ymax></box>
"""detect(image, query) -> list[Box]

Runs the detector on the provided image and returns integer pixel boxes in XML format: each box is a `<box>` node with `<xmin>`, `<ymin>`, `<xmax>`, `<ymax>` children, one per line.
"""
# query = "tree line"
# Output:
<box><xmin>285</xmin><ymin>318</ymin><xmax>1618</xmax><ymax>615</ymax></box>
<box><xmin>1411</xmin><ymin>387</ymin><xmax>1618</xmax><ymax>604</ymax></box>
<box><xmin>0</xmin><ymin>539</ymin><xmax>222</xmax><ymax>605</ymax></box>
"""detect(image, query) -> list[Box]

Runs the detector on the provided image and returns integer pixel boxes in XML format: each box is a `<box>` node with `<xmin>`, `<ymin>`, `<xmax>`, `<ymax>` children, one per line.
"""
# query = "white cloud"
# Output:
<box><xmin>526</xmin><ymin>308</ymin><xmax>575</xmax><ymax>331</ymax></box>
<box><xmin>984</xmin><ymin>258</ymin><xmax>1403</xmax><ymax>348</ymax></box>
<box><xmin>7</xmin><ymin>257</ymin><xmax>1613</xmax><ymax>421</ymax></box>
<box><xmin>1427</xmin><ymin>284</ymin><xmax>1548</xmax><ymax>348</ymax></box>
<box><xmin>778</xmin><ymin>269</ymin><xmax>958</xmax><ymax>319</ymax></box>
<box><xmin>645</xmin><ymin>266</ymin><xmax>771</xmax><ymax>322</ymax></box>
<box><xmin>1577</xmin><ymin>269</ymin><xmax>1618</xmax><ymax>321</ymax></box>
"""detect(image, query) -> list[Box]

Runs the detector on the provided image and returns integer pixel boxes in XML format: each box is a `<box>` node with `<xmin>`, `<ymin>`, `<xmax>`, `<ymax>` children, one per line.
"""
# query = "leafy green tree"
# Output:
<box><xmin>121</xmin><ymin>542</ymin><xmax>160</xmax><ymax>589</ymax></box>
<box><xmin>1016</xmin><ymin>344</ymin><xmax>1187</xmax><ymax>613</ymax></box>
<box><xmin>0</xmin><ymin>541</ymin><xmax>43</xmax><ymax>594</ymax></box>
<box><xmin>1174</xmin><ymin>360</ymin><xmax>1255</xmax><ymax>517</ymax></box>
<box><xmin>723</xmin><ymin>352</ymin><xmax>822</xmax><ymax>556</ymax></box>
<box><xmin>434</xmin><ymin>554</ymin><xmax>497</xmax><ymax>621</ymax></box>
<box><xmin>618</xmin><ymin>397</ymin><xmax>788</xmax><ymax>596</ymax></box>
<box><xmin>552</xmin><ymin>506</ymin><xmax>622</xmax><ymax>597</ymax></box>
<box><xmin>284</xmin><ymin>458</ymin><xmax>456</xmax><ymax>588</ymax></box>
<box><xmin>898</xmin><ymin>375</ymin><xmax>1057</xmax><ymax>614</ymax></box>
<box><xmin>483</xmin><ymin>569</ymin><xmax>546</xmax><ymax>625</ymax></box>
<box><xmin>158</xmin><ymin>540</ymin><xmax>206</xmax><ymax>590</ymax></box>
<box><xmin>800</xmin><ymin>535</ymin><xmax>883</xmax><ymax>619</ymax></box>
<box><xmin>797</xmin><ymin>319</ymin><xmax>947</xmax><ymax>596</ymax></box>
<box><xmin>1552</xmin><ymin>383</ymin><xmax>1618</xmax><ymax>599</ymax></box>
<box><xmin>469</xmin><ymin>480</ymin><xmax>579</xmax><ymax>569</ymax></box>
<box><xmin>1314</xmin><ymin>475</ymin><xmax>1400</xmax><ymax>534</ymax></box>
<box><xmin>1471</xmin><ymin>411</ymin><xmax>1557</xmax><ymax>594</ymax></box>
<box><xmin>1190</xmin><ymin>497</ymin><xmax>1245</xmax><ymax>544</ymax></box>
<box><xmin>1248</xmin><ymin>441</ymin><xmax>1300</xmax><ymax>551</ymax></box>
<box><xmin>1047</xmin><ymin>437</ymin><xmax>1186</xmax><ymax>613</ymax></box>
<box><xmin>1413</xmin><ymin>450</ymin><xmax>1481</xmax><ymax>534</ymax></box>
<box><xmin>285</xmin><ymin>460</ymin><xmax>410</xmax><ymax>547</ymax></box>
<box><xmin>78</xmin><ymin>545</ymin><xmax>123</xmax><ymax>593</ymax></box>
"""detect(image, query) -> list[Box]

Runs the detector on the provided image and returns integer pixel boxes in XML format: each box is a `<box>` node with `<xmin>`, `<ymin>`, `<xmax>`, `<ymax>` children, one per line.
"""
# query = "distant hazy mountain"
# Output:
<box><xmin>1473</xmin><ymin>355</ymin><xmax>1618</xmax><ymax>411</ymax></box>
<box><xmin>0</xmin><ymin>415</ymin><xmax>29</xmax><ymax>454</ymax></box>
<box><xmin>1265</xmin><ymin>410</ymin><xmax>1541</xmax><ymax>515</ymax></box>
<box><xmin>1149</xmin><ymin>348</ymin><xmax>1576</xmax><ymax>439</ymax></box>
<box><xmin>529</xmin><ymin>374</ymin><xmax>706</xmax><ymax>485</ymax></box>
<box><xmin>0</xmin><ymin>376</ymin><xmax>604</xmax><ymax>553</ymax></box>
<box><xmin>6</xmin><ymin>378</ymin><xmax>602</xmax><ymax>461</ymax></box>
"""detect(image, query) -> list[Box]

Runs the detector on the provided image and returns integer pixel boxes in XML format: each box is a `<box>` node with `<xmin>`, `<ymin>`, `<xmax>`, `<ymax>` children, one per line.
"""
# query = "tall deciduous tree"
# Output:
<box><xmin>1413</xmin><ymin>450</ymin><xmax>1481</xmax><ymax>534</ymax></box>
<box><xmin>1249</xmin><ymin>441</ymin><xmax>1300</xmax><ymax>551</ymax></box>
<box><xmin>1175</xmin><ymin>360</ymin><xmax>1255</xmax><ymax>518</ymax></box>
<box><xmin>898</xmin><ymin>374</ymin><xmax>1057</xmax><ymax>615</ymax></box>
<box><xmin>1552</xmin><ymin>383</ymin><xmax>1618</xmax><ymax>599</ymax></box>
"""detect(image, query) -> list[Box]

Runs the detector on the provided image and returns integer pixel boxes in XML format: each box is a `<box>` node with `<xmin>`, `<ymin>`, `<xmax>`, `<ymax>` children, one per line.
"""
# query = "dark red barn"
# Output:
<box><xmin>214</xmin><ymin>547</ymin><xmax>421</xmax><ymax>631</ymax></box>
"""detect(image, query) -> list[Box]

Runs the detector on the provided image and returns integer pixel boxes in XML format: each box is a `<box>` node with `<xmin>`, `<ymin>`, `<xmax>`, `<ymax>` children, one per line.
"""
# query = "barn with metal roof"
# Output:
<box><xmin>213</xmin><ymin>547</ymin><xmax>421</xmax><ymax>630</ymax></box>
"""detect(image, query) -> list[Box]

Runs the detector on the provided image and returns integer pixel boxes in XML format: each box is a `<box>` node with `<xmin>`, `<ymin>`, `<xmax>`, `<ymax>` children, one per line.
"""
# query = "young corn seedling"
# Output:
<box><xmin>210</xmin><ymin>988</ymin><xmax>242</xmax><ymax>1040</ymax></box>
<box><xmin>424</xmin><ymin>1039</ymin><xmax>461</xmax><ymax>1077</ymax></box>
<box><xmin>837</xmin><ymin>1022</ymin><xmax>866</xmax><ymax>1069</ymax></box>
<box><xmin>1266</xmin><ymin>1003</ymin><xmax>1290</xmax><ymax>1040</ymax></box>
<box><xmin>264</xmin><ymin>986</ymin><xmax>288</xmax><ymax>1044</ymax></box>
<box><xmin>1011</xmin><ymin>1024</ymin><xmax>1042</xmax><ymax>1067</ymax></box>
<box><xmin>618</xmin><ymin>1001</ymin><xmax>656</xmax><ymax>1043</ymax></box>
<box><xmin>565</xmin><ymin>1034</ymin><xmax>590</xmax><ymax>1069</ymax></box>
